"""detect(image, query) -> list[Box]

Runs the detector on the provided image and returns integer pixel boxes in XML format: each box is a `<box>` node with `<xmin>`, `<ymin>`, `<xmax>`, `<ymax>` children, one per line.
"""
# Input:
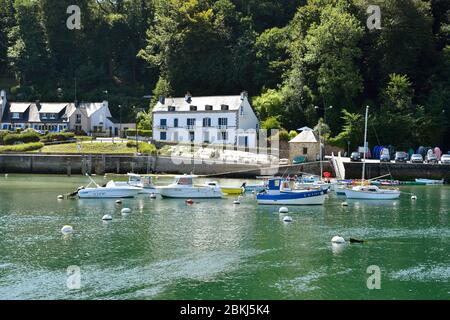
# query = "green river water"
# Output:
<box><xmin>0</xmin><ymin>174</ymin><xmax>449</xmax><ymax>300</ymax></box>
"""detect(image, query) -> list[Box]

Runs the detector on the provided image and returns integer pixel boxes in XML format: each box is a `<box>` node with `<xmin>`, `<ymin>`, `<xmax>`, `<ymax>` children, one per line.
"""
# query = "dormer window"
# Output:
<box><xmin>50</xmin><ymin>113</ymin><xmax>56</xmax><ymax>119</ymax></box>
<box><xmin>221</xmin><ymin>104</ymin><xmax>229</xmax><ymax>110</ymax></box>
<box><xmin>190</xmin><ymin>105</ymin><xmax>197</xmax><ymax>111</ymax></box>
<box><xmin>41</xmin><ymin>113</ymin><xmax>48</xmax><ymax>119</ymax></box>
<box><xmin>168</xmin><ymin>106</ymin><xmax>176</xmax><ymax>112</ymax></box>
<box><xmin>205</xmin><ymin>105</ymin><xmax>213</xmax><ymax>111</ymax></box>
<box><xmin>12</xmin><ymin>112</ymin><xmax>20</xmax><ymax>119</ymax></box>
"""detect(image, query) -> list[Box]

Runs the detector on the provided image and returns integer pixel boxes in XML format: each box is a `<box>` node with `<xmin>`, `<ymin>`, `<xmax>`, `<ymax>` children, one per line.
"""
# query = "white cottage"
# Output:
<box><xmin>152</xmin><ymin>92</ymin><xmax>259</xmax><ymax>148</ymax></box>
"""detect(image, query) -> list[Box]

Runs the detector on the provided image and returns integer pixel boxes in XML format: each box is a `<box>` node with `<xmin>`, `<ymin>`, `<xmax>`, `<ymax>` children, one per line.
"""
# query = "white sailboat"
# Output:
<box><xmin>159</xmin><ymin>174</ymin><xmax>223</xmax><ymax>198</ymax></box>
<box><xmin>344</xmin><ymin>106</ymin><xmax>400</xmax><ymax>200</ymax></box>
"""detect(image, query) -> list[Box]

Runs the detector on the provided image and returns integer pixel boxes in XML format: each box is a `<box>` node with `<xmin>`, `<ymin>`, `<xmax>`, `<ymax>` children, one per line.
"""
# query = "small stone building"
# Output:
<box><xmin>289</xmin><ymin>127</ymin><xmax>320</xmax><ymax>162</ymax></box>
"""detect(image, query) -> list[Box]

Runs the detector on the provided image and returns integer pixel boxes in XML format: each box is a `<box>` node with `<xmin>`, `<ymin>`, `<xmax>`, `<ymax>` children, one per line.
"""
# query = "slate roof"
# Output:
<box><xmin>153</xmin><ymin>95</ymin><xmax>243</xmax><ymax>112</ymax></box>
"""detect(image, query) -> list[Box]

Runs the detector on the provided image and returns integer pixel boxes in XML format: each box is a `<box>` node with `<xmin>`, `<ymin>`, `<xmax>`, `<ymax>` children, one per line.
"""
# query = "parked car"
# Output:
<box><xmin>441</xmin><ymin>154</ymin><xmax>450</xmax><ymax>164</ymax></box>
<box><xmin>350</xmin><ymin>152</ymin><xmax>361</xmax><ymax>162</ymax></box>
<box><xmin>410</xmin><ymin>154</ymin><xmax>423</xmax><ymax>163</ymax></box>
<box><xmin>425</xmin><ymin>152</ymin><xmax>438</xmax><ymax>164</ymax></box>
<box><xmin>394</xmin><ymin>151</ymin><xmax>408</xmax><ymax>163</ymax></box>
<box><xmin>292</xmin><ymin>156</ymin><xmax>307</xmax><ymax>164</ymax></box>
<box><xmin>380</xmin><ymin>148</ymin><xmax>390</xmax><ymax>162</ymax></box>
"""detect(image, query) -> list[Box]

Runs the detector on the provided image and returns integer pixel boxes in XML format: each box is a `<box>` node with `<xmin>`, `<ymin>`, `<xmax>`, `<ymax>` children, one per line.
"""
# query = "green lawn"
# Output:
<box><xmin>38</xmin><ymin>142</ymin><xmax>136</xmax><ymax>154</ymax></box>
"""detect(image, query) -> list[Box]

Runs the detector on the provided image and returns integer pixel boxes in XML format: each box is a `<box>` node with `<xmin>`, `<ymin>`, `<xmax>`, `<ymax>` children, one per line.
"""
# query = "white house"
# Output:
<box><xmin>152</xmin><ymin>92</ymin><xmax>260</xmax><ymax>148</ymax></box>
<box><xmin>0</xmin><ymin>89</ymin><xmax>119</xmax><ymax>135</ymax></box>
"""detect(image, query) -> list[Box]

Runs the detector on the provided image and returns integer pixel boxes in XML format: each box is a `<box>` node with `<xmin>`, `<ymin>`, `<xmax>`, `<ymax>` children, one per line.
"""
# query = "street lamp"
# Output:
<box><xmin>118</xmin><ymin>105</ymin><xmax>122</xmax><ymax>139</ymax></box>
<box><xmin>314</xmin><ymin>105</ymin><xmax>333</xmax><ymax>124</ymax></box>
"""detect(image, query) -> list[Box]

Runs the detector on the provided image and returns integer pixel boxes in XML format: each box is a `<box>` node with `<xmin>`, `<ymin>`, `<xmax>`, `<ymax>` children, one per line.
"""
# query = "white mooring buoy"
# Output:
<box><xmin>150</xmin><ymin>193</ymin><xmax>157</xmax><ymax>199</ymax></box>
<box><xmin>341</xmin><ymin>202</ymin><xmax>348</xmax><ymax>207</ymax></box>
<box><xmin>102</xmin><ymin>214</ymin><xmax>113</xmax><ymax>221</ymax></box>
<box><xmin>61</xmin><ymin>225</ymin><xmax>73</xmax><ymax>234</ymax></box>
<box><xmin>331</xmin><ymin>236</ymin><xmax>345</xmax><ymax>244</ymax></box>
<box><xmin>57</xmin><ymin>195</ymin><xmax>64</xmax><ymax>200</ymax></box>
<box><xmin>283</xmin><ymin>216</ymin><xmax>293</xmax><ymax>223</ymax></box>
<box><xmin>411</xmin><ymin>195</ymin><xmax>417</xmax><ymax>200</ymax></box>
<box><xmin>233</xmin><ymin>200</ymin><xmax>240</xmax><ymax>204</ymax></box>
<box><xmin>279</xmin><ymin>207</ymin><xmax>289</xmax><ymax>214</ymax></box>
<box><xmin>121</xmin><ymin>208</ymin><xmax>131</xmax><ymax>214</ymax></box>
<box><xmin>115</xmin><ymin>199</ymin><xmax>122</xmax><ymax>204</ymax></box>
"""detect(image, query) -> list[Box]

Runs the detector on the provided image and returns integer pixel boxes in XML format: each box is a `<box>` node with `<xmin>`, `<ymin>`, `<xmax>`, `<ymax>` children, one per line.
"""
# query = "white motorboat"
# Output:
<box><xmin>78</xmin><ymin>176</ymin><xmax>141</xmax><ymax>199</ymax></box>
<box><xmin>159</xmin><ymin>175</ymin><xmax>223</xmax><ymax>198</ymax></box>
<box><xmin>344</xmin><ymin>106</ymin><xmax>401</xmax><ymax>200</ymax></box>
<box><xmin>415</xmin><ymin>178</ymin><xmax>444</xmax><ymax>185</ymax></box>
<box><xmin>115</xmin><ymin>173</ymin><xmax>159</xmax><ymax>194</ymax></box>
<box><xmin>344</xmin><ymin>185</ymin><xmax>400</xmax><ymax>200</ymax></box>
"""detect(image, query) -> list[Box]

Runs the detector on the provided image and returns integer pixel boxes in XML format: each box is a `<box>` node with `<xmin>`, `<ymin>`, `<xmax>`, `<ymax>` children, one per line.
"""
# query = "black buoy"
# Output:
<box><xmin>349</xmin><ymin>238</ymin><xmax>365</xmax><ymax>244</ymax></box>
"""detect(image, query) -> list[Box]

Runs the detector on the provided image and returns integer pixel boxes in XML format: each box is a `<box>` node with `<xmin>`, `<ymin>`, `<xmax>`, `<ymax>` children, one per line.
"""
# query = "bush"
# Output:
<box><xmin>0</xmin><ymin>142</ymin><xmax>44</xmax><ymax>152</ymax></box>
<box><xmin>278</xmin><ymin>129</ymin><xmax>290</xmax><ymax>141</ymax></box>
<box><xmin>42</xmin><ymin>132</ymin><xmax>75</xmax><ymax>142</ymax></box>
<box><xmin>288</xmin><ymin>130</ymin><xmax>298</xmax><ymax>140</ymax></box>
<box><xmin>138</xmin><ymin>142</ymin><xmax>157</xmax><ymax>154</ymax></box>
<box><xmin>126</xmin><ymin>140</ymin><xmax>137</xmax><ymax>148</ymax></box>
<box><xmin>126</xmin><ymin>129</ymin><xmax>152</xmax><ymax>137</ymax></box>
<box><xmin>3</xmin><ymin>131</ymin><xmax>41</xmax><ymax>145</ymax></box>
<box><xmin>0</xmin><ymin>130</ymin><xmax>12</xmax><ymax>145</ymax></box>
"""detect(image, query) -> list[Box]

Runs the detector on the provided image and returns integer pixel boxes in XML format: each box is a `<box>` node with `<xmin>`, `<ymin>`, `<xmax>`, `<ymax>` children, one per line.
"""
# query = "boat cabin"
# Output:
<box><xmin>174</xmin><ymin>175</ymin><xmax>194</xmax><ymax>186</ymax></box>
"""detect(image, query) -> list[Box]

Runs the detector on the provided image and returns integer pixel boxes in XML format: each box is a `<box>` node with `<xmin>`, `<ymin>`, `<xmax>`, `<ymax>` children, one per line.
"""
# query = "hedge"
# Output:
<box><xmin>41</xmin><ymin>132</ymin><xmax>75</xmax><ymax>142</ymax></box>
<box><xmin>138</xmin><ymin>142</ymin><xmax>157</xmax><ymax>154</ymax></box>
<box><xmin>0</xmin><ymin>130</ymin><xmax>11</xmax><ymax>145</ymax></box>
<box><xmin>0</xmin><ymin>142</ymin><xmax>44</xmax><ymax>152</ymax></box>
<box><xmin>126</xmin><ymin>129</ymin><xmax>152</xmax><ymax>137</ymax></box>
<box><xmin>3</xmin><ymin>131</ymin><xmax>41</xmax><ymax>145</ymax></box>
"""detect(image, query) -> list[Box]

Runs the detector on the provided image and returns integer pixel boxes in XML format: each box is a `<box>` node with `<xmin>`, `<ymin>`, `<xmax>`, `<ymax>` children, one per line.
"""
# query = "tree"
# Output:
<box><xmin>252</xmin><ymin>88</ymin><xmax>284</xmax><ymax>120</ymax></box>
<box><xmin>8</xmin><ymin>0</ymin><xmax>52</xmax><ymax>89</ymax></box>
<box><xmin>261</xmin><ymin>115</ymin><xmax>281</xmax><ymax>130</ymax></box>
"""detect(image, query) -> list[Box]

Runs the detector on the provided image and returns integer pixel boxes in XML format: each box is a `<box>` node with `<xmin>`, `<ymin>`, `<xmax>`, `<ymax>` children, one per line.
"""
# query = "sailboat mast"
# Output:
<box><xmin>361</xmin><ymin>106</ymin><xmax>369</xmax><ymax>185</ymax></box>
<box><xmin>319</xmin><ymin>123</ymin><xmax>323</xmax><ymax>180</ymax></box>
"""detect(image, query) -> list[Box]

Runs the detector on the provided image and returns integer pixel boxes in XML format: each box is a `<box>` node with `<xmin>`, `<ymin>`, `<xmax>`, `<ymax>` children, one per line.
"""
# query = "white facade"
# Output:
<box><xmin>152</xmin><ymin>93</ymin><xmax>259</xmax><ymax>148</ymax></box>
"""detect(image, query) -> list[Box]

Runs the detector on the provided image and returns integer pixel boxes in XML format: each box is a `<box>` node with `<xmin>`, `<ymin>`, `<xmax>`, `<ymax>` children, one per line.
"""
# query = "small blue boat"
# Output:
<box><xmin>256</xmin><ymin>179</ymin><xmax>327</xmax><ymax>205</ymax></box>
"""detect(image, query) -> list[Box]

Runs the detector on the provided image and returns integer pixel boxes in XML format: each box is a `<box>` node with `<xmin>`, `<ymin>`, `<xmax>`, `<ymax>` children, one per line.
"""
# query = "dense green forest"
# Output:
<box><xmin>0</xmin><ymin>0</ymin><xmax>449</xmax><ymax>150</ymax></box>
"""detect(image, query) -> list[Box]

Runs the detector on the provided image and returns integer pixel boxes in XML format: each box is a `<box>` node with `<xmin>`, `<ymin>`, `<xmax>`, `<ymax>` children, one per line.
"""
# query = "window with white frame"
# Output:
<box><xmin>217</xmin><ymin>131</ymin><xmax>228</xmax><ymax>141</ymax></box>
<box><xmin>12</xmin><ymin>112</ymin><xmax>20</xmax><ymax>119</ymax></box>
<box><xmin>218</xmin><ymin>118</ymin><xmax>228</xmax><ymax>128</ymax></box>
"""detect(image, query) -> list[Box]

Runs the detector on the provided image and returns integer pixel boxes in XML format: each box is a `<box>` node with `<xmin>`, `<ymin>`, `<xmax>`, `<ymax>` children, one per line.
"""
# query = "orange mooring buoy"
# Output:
<box><xmin>185</xmin><ymin>199</ymin><xmax>194</xmax><ymax>205</ymax></box>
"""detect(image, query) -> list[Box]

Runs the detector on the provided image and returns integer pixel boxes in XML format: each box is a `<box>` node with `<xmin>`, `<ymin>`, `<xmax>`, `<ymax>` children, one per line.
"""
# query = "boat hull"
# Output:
<box><xmin>343</xmin><ymin>189</ymin><xmax>400</xmax><ymax>200</ymax></box>
<box><xmin>159</xmin><ymin>187</ymin><xmax>223</xmax><ymax>198</ymax></box>
<box><xmin>78</xmin><ymin>188</ymin><xmax>140</xmax><ymax>199</ymax></box>
<box><xmin>221</xmin><ymin>187</ymin><xmax>244</xmax><ymax>195</ymax></box>
<box><xmin>257</xmin><ymin>190</ymin><xmax>326</xmax><ymax>205</ymax></box>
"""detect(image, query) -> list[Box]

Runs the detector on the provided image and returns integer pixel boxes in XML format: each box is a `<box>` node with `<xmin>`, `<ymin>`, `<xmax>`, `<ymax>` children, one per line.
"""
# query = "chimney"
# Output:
<box><xmin>159</xmin><ymin>95</ymin><xmax>165</xmax><ymax>104</ymax></box>
<box><xmin>102</xmin><ymin>100</ymin><xmax>108</xmax><ymax>108</ymax></box>
<box><xmin>185</xmin><ymin>91</ymin><xmax>192</xmax><ymax>104</ymax></box>
<box><xmin>240</xmin><ymin>91</ymin><xmax>248</xmax><ymax>100</ymax></box>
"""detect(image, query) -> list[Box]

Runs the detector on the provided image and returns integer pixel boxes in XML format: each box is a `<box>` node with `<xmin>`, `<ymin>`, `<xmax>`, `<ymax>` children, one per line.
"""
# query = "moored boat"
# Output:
<box><xmin>78</xmin><ymin>179</ymin><xmax>141</xmax><ymax>199</ymax></box>
<box><xmin>159</xmin><ymin>175</ymin><xmax>223</xmax><ymax>198</ymax></box>
<box><xmin>256</xmin><ymin>178</ymin><xmax>327</xmax><ymax>205</ymax></box>
<box><xmin>344</xmin><ymin>185</ymin><xmax>400</xmax><ymax>200</ymax></box>
<box><xmin>220</xmin><ymin>185</ymin><xmax>245</xmax><ymax>195</ymax></box>
<box><xmin>415</xmin><ymin>178</ymin><xmax>444</xmax><ymax>185</ymax></box>
<box><xmin>115</xmin><ymin>173</ymin><xmax>159</xmax><ymax>194</ymax></box>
